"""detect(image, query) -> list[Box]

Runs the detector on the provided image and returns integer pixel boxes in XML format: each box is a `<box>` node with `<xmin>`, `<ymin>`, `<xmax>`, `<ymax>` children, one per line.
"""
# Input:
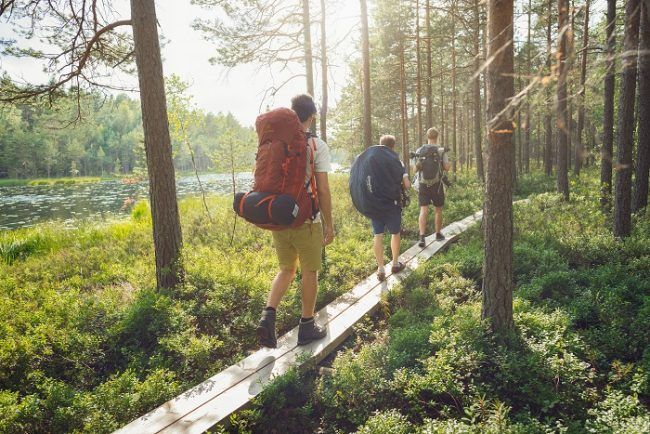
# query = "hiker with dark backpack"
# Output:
<box><xmin>414</xmin><ymin>127</ymin><xmax>451</xmax><ymax>247</ymax></box>
<box><xmin>349</xmin><ymin>135</ymin><xmax>411</xmax><ymax>281</ymax></box>
<box><xmin>235</xmin><ymin>94</ymin><xmax>333</xmax><ymax>349</ymax></box>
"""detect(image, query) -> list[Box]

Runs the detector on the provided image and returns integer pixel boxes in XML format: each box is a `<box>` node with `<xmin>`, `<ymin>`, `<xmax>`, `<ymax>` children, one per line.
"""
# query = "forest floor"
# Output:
<box><xmin>216</xmin><ymin>171</ymin><xmax>650</xmax><ymax>434</ymax></box>
<box><xmin>2</xmin><ymin>168</ymin><xmax>646</xmax><ymax>433</ymax></box>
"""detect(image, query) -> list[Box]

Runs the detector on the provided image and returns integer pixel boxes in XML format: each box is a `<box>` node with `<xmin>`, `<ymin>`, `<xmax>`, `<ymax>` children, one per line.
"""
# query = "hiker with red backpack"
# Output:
<box><xmin>234</xmin><ymin>94</ymin><xmax>333</xmax><ymax>348</ymax></box>
<box><xmin>414</xmin><ymin>127</ymin><xmax>451</xmax><ymax>247</ymax></box>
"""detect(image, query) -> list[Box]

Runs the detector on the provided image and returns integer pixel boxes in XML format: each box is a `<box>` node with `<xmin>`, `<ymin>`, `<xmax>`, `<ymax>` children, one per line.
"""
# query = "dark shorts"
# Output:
<box><xmin>419</xmin><ymin>182</ymin><xmax>445</xmax><ymax>207</ymax></box>
<box><xmin>370</xmin><ymin>207</ymin><xmax>402</xmax><ymax>235</ymax></box>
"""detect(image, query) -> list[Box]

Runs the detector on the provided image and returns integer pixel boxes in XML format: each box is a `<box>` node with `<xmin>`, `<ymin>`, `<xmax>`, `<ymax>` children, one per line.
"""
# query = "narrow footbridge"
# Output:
<box><xmin>116</xmin><ymin>209</ymin><xmax>484</xmax><ymax>434</ymax></box>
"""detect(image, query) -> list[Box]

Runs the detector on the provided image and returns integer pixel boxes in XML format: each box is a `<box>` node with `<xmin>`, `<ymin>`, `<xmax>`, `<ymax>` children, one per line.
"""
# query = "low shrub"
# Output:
<box><xmin>355</xmin><ymin>409</ymin><xmax>413</xmax><ymax>434</ymax></box>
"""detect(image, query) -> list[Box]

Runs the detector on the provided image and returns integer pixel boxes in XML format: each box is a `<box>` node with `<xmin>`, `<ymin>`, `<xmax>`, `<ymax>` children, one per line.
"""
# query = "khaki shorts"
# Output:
<box><xmin>272</xmin><ymin>222</ymin><xmax>323</xmax><ymax>272</ymax></box>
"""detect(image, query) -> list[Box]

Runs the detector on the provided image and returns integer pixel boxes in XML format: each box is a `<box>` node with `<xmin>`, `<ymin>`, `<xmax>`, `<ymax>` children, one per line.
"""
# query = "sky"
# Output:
<box><xmin>0</xmin><ymin>0</ymin><xmax>363</xmax><ymax>128</ymax></box>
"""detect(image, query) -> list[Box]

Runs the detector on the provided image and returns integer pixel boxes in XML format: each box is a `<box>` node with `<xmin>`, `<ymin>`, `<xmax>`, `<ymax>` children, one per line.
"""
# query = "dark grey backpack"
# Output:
<box><xmin>416</xmin><ymin>145</ymin><xmax>442</xmax><ymax>185</ymax></box>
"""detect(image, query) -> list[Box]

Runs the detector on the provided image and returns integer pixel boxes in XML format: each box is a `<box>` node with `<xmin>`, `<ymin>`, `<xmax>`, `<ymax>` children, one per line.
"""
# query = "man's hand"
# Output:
<box><xmin>323</xmin><ymin>224</ymin><xmax>335</xmax><ymax>246</ymax></box>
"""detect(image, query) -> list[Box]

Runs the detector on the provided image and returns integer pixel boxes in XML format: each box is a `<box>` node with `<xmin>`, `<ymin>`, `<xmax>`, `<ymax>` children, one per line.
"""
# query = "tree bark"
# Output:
<box><xmin>131</xmin><ymin>0</ymin><xmax>184</xmax><ymax>290</ymax></box>
<box><xmin>575</xmin><ymin>0</ymin><xmax>590</xmax><ymax>175</ymax></box>
<box><xmin>416</xmin><ymin>0</ymin><xmax>423</xmax><ymax>146</ymax></box>
<box><xmin>545</xmin><ymin>0</ymin><xmax>554</xmax><ymax>176</ymax></box>
<box><xmin>400</xmin><ymin>37</ymin><xmax>410</xmax><ymax>175</ymax></box>
<box><xmin>302</xmin><ymin>0</ymin><xmax>315</xmax><ymax>98</ymax></box>
<box><xmin>360</xmin><ymin>0</ymin><xmax>372</xmax><ymax>148</ymax></box>
<box><xmin>524</xmin><ymin>0</ymin><xmax>531</xmax><ymax>173</ymax></box>
<box><xmin>320</xmin><ymin>0</ymin><xmax>328</xmax><ymax>142</ymax></box>
<box><xmin>459</xmin><ymin>96</ymin><xmax>465</xmax><ymax>168</ymax></box>
<box><xmin>473</xmin><ymin>0</ymin><xmax>485</xmax><ymax>181</ymax></box>
<box><xmin>465</xmin><ymin>97</ymin><xmax>472</xmax><ymax>171</ymax></box>
<box><xmin>440</xmin><ymin>63</ymin><xmax>446</xmax><ymax>144</ymax></box>
<box><xmin>483</xmin><ymin>0</ymin><xmax>515</xmax><ymax>333</ymax></box>
<box><xmin>516</xmin><ymin>64</ymin><xmax>522</xmax><ymax>177</ymax></box>
<box><xmin>567</xmin><ymin>0</ymin><xmax>575</xmax><ymax>171</ymax></box>
<box><xmin>633</xmin><ymin>2</ymin><xmax>649</xmax><ymax>212</ymax></box>
<box><xmin>426</xmin><ymin>0</ymin><xmax>433</xmax><ymax>128</ymax></box>
<box><xmin>614</xmin><ymin>0</ymin><xmax>640</xmax><ymax>237</ymax></box>
<box><xmin>601</xmin><ymin>0</ymin><xmax>616</xmax><ymax>209</ymax></box>
<box><xmin>451</xmin><ymin>0</ymin><xmax>458</xmax><ymax>177</ymax></box>
<box><xmin>557</xmin><ymin>0</ymin><xmax>570</xmax><ymax>201</ymax></box>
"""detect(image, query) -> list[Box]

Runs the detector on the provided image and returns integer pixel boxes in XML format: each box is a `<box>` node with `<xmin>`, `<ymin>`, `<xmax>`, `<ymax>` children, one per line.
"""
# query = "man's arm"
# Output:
<box><xmin>441</xmin><ymin>150</ymin><xmax>451</xmax><ymax>171</ymax></box>
<box><xmin>402</xmin><ymin>173</ymin><xmax>412</xmax><ymax>189</ymax></box>
<box><xmin>315</xmin><ymin>172</ymin><xmax>334</xmax><ymax>245</ymax></box>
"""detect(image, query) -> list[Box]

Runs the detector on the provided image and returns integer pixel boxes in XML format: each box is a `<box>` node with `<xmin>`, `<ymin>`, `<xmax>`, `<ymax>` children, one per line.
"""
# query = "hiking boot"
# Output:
<box><xmin>297</xmin><ymin>319</ymin><xmax>327</xmax><ymax>346</ymax></box>
<box><xmin>256</xmin><ymin>309</ymin><xmax>277</xmax><ymax>348</ymax></box>
<box><xmin>391</xmin><ymin>261</ymin><xmax>406</xmax><ymax>273</ymax></box>
<box><xmin>436</xmin><ymin>232</ymin><xmax>445</xmax><ymax>241</ymax></box>
<box><xmin>418</xmin><ymin>235</ymin><xmax>426</xmax><ymax>247</ymax></box>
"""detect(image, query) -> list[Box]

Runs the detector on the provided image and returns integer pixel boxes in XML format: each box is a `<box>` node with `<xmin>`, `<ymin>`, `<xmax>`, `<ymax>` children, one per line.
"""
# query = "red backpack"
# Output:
<box><xmin>233</xmin><ymin>108</ymin><xmax>319</xmax><ymax>230</ymax></box>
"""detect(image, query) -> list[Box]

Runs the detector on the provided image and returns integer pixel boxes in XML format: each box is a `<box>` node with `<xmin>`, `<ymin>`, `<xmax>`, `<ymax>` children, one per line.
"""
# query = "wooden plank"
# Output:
<box><xmin>115</xmin><ymin>209</ymin><xmax>484</xmax><ymax>434</ymax></box>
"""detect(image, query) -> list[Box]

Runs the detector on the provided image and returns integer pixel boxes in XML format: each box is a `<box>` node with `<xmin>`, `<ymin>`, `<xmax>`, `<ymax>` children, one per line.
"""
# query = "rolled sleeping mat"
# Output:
<box><xmin>233</xmin><ymin>191</ymin><xmax>300</xmax><ymax>226</ymax></box>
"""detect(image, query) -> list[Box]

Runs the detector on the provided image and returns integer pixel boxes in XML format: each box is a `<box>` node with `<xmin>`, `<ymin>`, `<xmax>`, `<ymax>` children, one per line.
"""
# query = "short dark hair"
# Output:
<box><xmin>291</xmin><ymin>94</ymin><xmax>317</xmax><ymax>122</ymax></box>
<box><xmin>379</xmin><ymin>134</ymin><xmax>396</xmax><ymax>149</ymax></box>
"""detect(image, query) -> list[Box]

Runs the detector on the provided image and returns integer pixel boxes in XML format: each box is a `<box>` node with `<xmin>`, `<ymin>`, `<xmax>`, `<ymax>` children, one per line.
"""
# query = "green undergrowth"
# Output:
<box><xmin>1</xmin><ymin>169</ymin><xmax>531</xmax><ymax>433</ymax></box>
<box><xmin>219</xmin><ymin>170</ymin><xmax>650</xmax><ymax>433</ymax></box>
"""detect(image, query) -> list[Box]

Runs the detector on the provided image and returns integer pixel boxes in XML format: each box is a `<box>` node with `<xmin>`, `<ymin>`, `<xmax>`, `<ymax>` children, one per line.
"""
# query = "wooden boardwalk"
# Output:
<box><xmin>116</xmin><ymin>209</ymin><xmax>484</xmax><ymax>434</ymax></box>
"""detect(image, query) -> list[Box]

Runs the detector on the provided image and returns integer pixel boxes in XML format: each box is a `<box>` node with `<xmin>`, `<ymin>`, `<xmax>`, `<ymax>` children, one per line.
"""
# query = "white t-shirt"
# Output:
<box><xmin>306</xmin><ymin>135</ymin><xmax>331</xmax><ymax>223</ymax></box>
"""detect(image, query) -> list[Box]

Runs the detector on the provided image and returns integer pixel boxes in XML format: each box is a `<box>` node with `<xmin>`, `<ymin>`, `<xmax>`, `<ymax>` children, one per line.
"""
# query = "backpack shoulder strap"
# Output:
<box><xmin>306</xmin><ymin>136</ymin><xmax>320</xmax><ymax>218</ymax></box>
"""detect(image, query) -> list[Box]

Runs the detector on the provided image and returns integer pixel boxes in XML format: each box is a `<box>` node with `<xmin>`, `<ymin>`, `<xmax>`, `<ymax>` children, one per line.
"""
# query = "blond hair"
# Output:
<box><xmin>426</xmin><ymin>128</ymin><xmax>439</xmax><ymax>141</ymax></box>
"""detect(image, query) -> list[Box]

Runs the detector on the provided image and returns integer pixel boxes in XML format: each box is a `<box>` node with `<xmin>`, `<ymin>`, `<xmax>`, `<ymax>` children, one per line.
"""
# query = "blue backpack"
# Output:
<box><xmin>349</xmin><ymin>145</ymin><xmax>404</xmax><ymax>220</ymax></box>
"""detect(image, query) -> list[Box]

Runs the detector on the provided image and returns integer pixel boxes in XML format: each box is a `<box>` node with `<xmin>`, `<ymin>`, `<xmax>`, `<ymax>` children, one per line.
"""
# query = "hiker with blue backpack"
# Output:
<box><xmin>414</xmin><ymin>127</ymin><xmax>451</xmax><ymax>247</ymax></box>
<box><xmin>349</xmin><ymin>135</ymin><xmax>411</xmax><ymax>282</ymax></box>
<box><xmin>234</xmin><ymin>94</ymin><xmax>333</xmax><ymax>348</ymax></box>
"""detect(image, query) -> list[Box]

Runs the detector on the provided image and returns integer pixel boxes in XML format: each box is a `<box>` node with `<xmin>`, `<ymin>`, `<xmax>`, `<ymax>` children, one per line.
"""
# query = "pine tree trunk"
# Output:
<box><xmin>633</xmin><ymin>2</ymin><xmax>649</xmax><ymax>212</ymax></box>
<box><xmin>466</xmin><ymin>98</ymin><xmax>471</xmax><ymax>170</ymax></box>
<box><xmin>601</xmin><ymin>0</ymin><xmax>616</xmax><ymax>209</ymax></box>
<box><xmin>131</xmin><ymin>0</ymin><xmax>184</xmax><ymax>290</ymax></box>
<box><xmin>451</xmin><ymin>0</ymin><xmax>458</xmax><ymax>177</ymax></box>
<box><xmin>400</xmin><ymin>38</ymin><xmax>409</xmax><ymax>174</ymax></box>
<box><xmin>440</xmin><ymin>64</ymin><xmax>446</xmax><ymax>144</ymax></box>
<box><xmin>545</xmin><ymin>0</ymin><xmax>554</xmax><ymax>176</ymax></box>
<box><xmin>320</xmin><ymin>0</ymin><xmax>328</xmax><ymax>142</ymax></box>
<box><xmin>360</xmin><ymin>0</ymin><xmax>372</xmax><ymax>148</ymax></box>
<box><xmin>575</xmin><ymin>0</ymin><xmax>590</xmax><ymax>175</ymax></box>
<box><xmin>302</xmin><ymin>0</ymin><xmax>315</xmax><ymax>98</ymax></box>
<box><xmin>524</xmin><ymin>0</ymin><xmax>531</xmax><ymax>173</ymax></box>
<box><xmin>426</xmin><ymin>0</ymin><xmax>434</xmax><ymax>128</ymax></box>
<box><xmin>483</xmin><ymin>0</ymin><xmax>515</xmax><ymax>333</ymax></box>
<box><xmin>459</xmin><ymin>97</ymin><xmax>465</xmax><ymax>168</ymax></box>
<box><xmin>473</xmin><ymin>0</ymin><xmax>485</xmax><ymax>181</ymax></box>
<box><xmin>517</xmin><ymin>66</ymin><xmax>522</xmax><ymax>177</ymax></box>
<box><xmin>557</xmin><ymin>0</ymin><xmax>570</xmax><ymax>201</ymax></box>
<box><xmin>614</xmin><ymin>0</ymin><xmax>641</xmax><ymax>237</ymax></box>
<box><xmin>567</xmin><ymin>1</ymin><xmax>575</xmax><ymax>172</ymax></box>
<box><xmin>416</xmin><ymin>0</ymin><xmax>423</xmax><ymax>146</ymax></box>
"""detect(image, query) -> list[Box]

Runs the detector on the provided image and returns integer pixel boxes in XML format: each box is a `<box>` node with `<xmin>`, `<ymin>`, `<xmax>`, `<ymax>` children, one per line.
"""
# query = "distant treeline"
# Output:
<box><xmin>0</xmin><ymin>92</ymin><xmax>256</xmax><ymax>179</ymax></box>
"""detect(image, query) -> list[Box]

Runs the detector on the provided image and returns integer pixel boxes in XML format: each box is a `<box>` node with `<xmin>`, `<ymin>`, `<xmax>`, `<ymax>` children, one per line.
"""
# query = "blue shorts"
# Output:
<box><xmin>370</xmin><ymin>207</ymin><xmax>402</xmax><ymax>235</ymax></box>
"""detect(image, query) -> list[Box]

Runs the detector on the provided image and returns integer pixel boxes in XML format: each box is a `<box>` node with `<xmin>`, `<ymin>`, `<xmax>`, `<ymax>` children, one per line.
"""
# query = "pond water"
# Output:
<box><xmin>0</xmin><ymin>173</ymin><xmax>254</xmax><ymax>231</ymax></box>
